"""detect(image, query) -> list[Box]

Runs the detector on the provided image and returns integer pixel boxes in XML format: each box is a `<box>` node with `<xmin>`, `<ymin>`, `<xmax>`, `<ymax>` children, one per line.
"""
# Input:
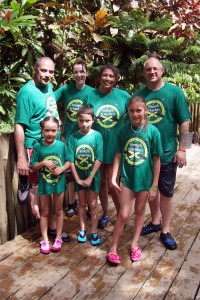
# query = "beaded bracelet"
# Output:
<box><xmin>61</xmin><ymin>166</ymin><xmax>65</xmax><ymax>172</ymax></box>
<box><xmin>178</xmin><ymin>148</ymin><xmax>186</xmax><ymax>152</ymax></box>
<box><xmin>89</xmin><ymin>172</ymin><xmax>95</xmax><ymax>177</ymax></box>
<box><xmin>151</xmin><ymin>186</ymin><xmax>158</xmax><ymax>191</ymax></box>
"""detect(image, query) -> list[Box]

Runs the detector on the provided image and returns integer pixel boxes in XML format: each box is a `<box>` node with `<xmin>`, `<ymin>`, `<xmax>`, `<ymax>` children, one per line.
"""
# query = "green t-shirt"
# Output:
<box><xmin>67</xmin><ymin>130</ymin><xmax>103</xmax><ymax>193</ymax></box>
<box><xmin>54</xmin><ymin>83</ymin><xmax>94</xmax><ymax>141</ymax></box>
<box><xmin>134</xmin><ymin>83</ymin><xmax>191</xmax><ymax>163</ymax></box>
<box><xmin>15</xmin><ymin>81</ymin><xmax>60</xmax><ymax>148</ymax></box>
<box><xmin>84</xmin><ymin>88</ymin><xmax>131</xmax><ymax>164</ymax></box>
<box><xmin>30</xmin><ymin>140</ymin><xmax>67</xmax><ymax>195</ymax></box>
<box><xmin>116</xmin><ymin>123</ymin><xmax>163</xmax><ymax>192</ymax></box>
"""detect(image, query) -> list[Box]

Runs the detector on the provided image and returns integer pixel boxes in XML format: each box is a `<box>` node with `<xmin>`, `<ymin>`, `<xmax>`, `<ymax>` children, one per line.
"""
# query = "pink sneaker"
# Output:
<box><xmin>40</xmin><ymin>241</ymin><xmax>50</xmax><ymax>254</ymax></box>
<box><xmin>130</xmin><ymin>247</ymin><xmax>142</xmax><ymax>262</ymax></box>
<box><xmin>51</xmin><ymin>239</ymin><xmax>63</xmax><ymax>252</ymax></box>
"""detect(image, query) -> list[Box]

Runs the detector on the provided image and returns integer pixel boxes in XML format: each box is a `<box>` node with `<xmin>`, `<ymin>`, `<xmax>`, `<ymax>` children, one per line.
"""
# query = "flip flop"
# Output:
<box><xmin>107</xmin><ymin>253</ymin><xmax>121</xmax><ymax>265</ymax></box>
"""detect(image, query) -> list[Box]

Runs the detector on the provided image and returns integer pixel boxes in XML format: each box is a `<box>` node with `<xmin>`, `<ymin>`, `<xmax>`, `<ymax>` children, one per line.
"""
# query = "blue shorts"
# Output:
<box><xmin>158</xmin><ymin>162</ymin><xmax>177</xmax><ymax>198</ymax></box>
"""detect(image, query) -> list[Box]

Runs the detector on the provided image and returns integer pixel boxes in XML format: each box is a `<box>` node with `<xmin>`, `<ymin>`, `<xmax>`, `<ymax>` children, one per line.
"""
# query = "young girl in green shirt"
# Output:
<box><xmin>107</xmin><ymin>96</ymin><xmax>162</xmax><ymax>264</ymax></box>
<box><xmin>67</xmin><ymin>106</ymin><xmax>103</xmax><ymax>245</ymax></box>
<box><xmin>31</xmin><ymin>116</ymin><xmax>70</xmax><ymax>254</ymax></box>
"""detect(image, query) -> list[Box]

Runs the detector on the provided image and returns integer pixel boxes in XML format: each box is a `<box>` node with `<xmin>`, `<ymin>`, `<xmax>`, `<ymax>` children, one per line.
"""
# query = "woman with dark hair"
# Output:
<box><xmin>84</xmin><ymin>65</ymin><xmax>131</xmax><ymax>228</ymax></box>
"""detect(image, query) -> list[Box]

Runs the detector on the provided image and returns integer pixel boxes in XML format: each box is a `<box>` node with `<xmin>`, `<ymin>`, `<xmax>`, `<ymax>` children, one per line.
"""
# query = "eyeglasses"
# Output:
<box><xmin>144</xmin><ymin>67</ymin><xmax>163</xmax><ymax>72</ymax></box>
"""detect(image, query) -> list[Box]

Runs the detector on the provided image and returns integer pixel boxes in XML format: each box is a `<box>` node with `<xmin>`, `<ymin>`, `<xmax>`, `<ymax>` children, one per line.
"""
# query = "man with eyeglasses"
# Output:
<box><xmin>134</xmin><ymin>53</ymin><xmax>191</xmax><ymax>250</ymax></box>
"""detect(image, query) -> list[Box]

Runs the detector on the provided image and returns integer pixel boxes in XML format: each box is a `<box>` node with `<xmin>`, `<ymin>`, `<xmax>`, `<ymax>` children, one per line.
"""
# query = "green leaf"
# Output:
<box><xmin>177</xmin><ymin>37</ymin><xmax>185</xmax><ymax>44</ymax></box>
<box><xmin>0</xmin><ymin>34</ymin><xmax>5</xmax><ymax>40</ymax></box>
<box><xmin>10</xmin><ymin>59</ymin><xmax>22</xmax><ymax>72</ymax></box>
<box><xmin>10</xmin><ymin>77</ymin><xmax>26</xmax><ymax>82</ymax></box>
<box><xmin>9</xmin><ymin>15</ymin><xmax>37</xmax><ymax>27</ymax></box>
<box><xmin>0</xmin><ymin>105</ymin><xmax>5</xmax><ymax>115</ymax></box>
<box><xmin>22</xmin><ymin>47</ymin><xmax>28</xmax><ymax>56</ymax></box>
<box><xmin>32</xmin><ymin>43</ymin><xmax>45</xmax><ymax>55</ymax></box>
<box><xmin>11</xmin><ymin>1</ymin><xmax>21</xmax><ymax>11</ymax></box>
<box><xmin>10</xmin><ymin>10</ymin><xmax>20</xmax><ymax>20</ymax></box>
<box><xmin>112</xmin><ymin>53</ymin><xmax>121</xmax><ymax>67</ymax></box>
<box><xmin>21</xmin><ymin>0</ymin><xmax>37</xmax><ymax>11</ymax></box>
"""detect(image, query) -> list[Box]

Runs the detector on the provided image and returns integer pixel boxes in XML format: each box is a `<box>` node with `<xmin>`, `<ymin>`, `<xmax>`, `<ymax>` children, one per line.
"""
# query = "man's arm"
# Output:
<box><xmin>174</xmin><ymin>120</ymin><xmax>189</xmax><ymax>168</ymax></box>
<box><xmin>148</xmin><ymin>155</ymin><xmax>160</xmax><ymax>202</ymax></box>
<box><xmin>14</xmin><ymin>123</ymin><xmax>29</xmax><ymax>175</ymax></box>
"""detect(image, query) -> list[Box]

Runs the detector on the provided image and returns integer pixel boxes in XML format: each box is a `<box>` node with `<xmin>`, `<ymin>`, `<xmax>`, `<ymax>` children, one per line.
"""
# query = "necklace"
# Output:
<box><xmin>131</xmin><ymin>123</ymin><xmax>144</xmax><ymax>134</ymax></box>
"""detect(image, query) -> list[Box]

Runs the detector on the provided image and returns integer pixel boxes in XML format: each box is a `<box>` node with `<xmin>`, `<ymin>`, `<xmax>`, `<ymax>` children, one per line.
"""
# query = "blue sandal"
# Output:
<box><xmin>77</xmin><ymin>230</ymin><xmax>87</xmax><ymax>243</ymax></box>
<box><xmin>160</xmin><ymin>232</ymin><xmax>177</xmax><ymax>250</ymax></box>
<box><xmin>98</xmin><ymin>216</ymin><xmax>110</xmax><ymax>229</ymax></box>
<box><xmin>91</xmin><ymin>233</ymin><xmax>101</xmax><ymax>246</ymax></box>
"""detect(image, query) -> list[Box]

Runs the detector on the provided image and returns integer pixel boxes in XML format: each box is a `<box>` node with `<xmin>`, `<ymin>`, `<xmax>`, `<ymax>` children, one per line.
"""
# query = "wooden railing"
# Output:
<box><xmin>0</xmin><ymin>103</ymin><xmax>199</xmax><ymax>244</ymax></box>
<box><xmin>0</xmin><ymin>133</ymin><xmax>35</xmax><ymax>245</ymax></box>
<box><xmin>190</xmin><ymin>103</ymin><xmax>200</xmax><ymax>143</ymax></box>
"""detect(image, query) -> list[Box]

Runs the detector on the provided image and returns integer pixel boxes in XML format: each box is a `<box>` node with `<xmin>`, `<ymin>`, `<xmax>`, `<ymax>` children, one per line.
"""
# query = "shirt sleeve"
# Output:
<box><xmin>95</xmin><ymin>132</ymin><xmax>103</xmax><ymax>162</ymax></box>
<box><xmin>150</xmin><ymin>126</ymin><xmax>163</xmax><ymax>156</ymax></box>
<box><xmin>174</xmin><ymin>87</ymin><xmax>191</xmax><ymax>125</ymax></box>
<box><xmin>54</xmin><ymin>85</ymin><xmax>67</xmax><ymax>103</ymax></box>
<box><xmin>30</xmin><ymin>144</ymin><xmax>40</xmax><ymax>167</ymax></box>
<box><xmin>15</xmin><ymin>92</ymin><xmax>32</xmax><ymax>126</ymax></box>
<box><xmin>63</xmin><ymin>143</ymin><xmax>69</xmax><ymax>162</ymax></box>
<box><xmin>66</xmin><ymin>136</ymin><xmax>75</xmax><ymax>163</ymax></box>
<box><xmin>82</xmin><ymin>94</ymin><xmax>89</xmax><ymax>106</ymax></box>
<box><xmin>115</xmin><ymin>128</ymin><xmax>123</xmax><ymax>154</ymax></box>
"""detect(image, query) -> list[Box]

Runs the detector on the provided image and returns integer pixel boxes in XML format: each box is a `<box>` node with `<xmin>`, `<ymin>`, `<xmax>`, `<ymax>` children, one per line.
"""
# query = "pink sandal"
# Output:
<box><xmin>107</xmin><ymin>253</ymin><xmax>121</xmax><ymax>265</ymax></box>
<box><xmin>130</xmin><ymin>247</ymin><xmax>142</xmax><ymax>262</ymax></box>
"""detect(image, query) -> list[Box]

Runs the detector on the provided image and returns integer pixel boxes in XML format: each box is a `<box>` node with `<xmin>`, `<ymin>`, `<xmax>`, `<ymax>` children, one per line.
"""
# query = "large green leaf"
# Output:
<box><xmin>21</xmin><ymin>0</ymin><xmax>37</xmax><ymax>11</ymax></box>
<box><xmin>10</xmin><ymin>77</ymin><xmax>27</xmax><ymax>82</ymax></box>
<box><xmin>10</xmin><ymin>1</ymin><xmax>21</xmax><ymax>11</ymax></box>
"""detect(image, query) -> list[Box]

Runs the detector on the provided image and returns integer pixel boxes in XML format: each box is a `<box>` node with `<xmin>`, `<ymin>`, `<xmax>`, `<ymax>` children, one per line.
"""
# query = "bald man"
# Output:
<box><xmin>14</xmin><ymin>57</ymin><xmax>70</xmax><ymax>242</ymax></box>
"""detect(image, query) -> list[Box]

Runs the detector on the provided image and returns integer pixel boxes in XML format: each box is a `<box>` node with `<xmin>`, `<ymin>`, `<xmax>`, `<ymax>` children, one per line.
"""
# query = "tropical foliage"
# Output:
<box><xmin>0</xmin><ymin>0</ymin><xmax>200</xmax><ymax>132</ymax></box>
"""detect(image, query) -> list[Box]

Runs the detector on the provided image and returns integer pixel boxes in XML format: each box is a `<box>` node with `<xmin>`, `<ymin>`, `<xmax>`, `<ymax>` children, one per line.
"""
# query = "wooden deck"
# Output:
<box><xmin>0</xmin><ymin>145</ymin><xmax>199</xmax><ymax>300</ymax></box>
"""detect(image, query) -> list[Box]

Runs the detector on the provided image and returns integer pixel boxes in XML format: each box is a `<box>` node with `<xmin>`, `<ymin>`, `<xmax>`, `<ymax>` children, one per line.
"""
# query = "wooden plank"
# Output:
<box><xmin>103</xmin><ymin>198</ymin><xmax>200</xmax><ymax>300</ymax></box>
<box><xmin>133</xmin><ymin>201</ymin><xmax>200</xmax><ymax>300</ymax></box>
<box><xmin>165</xmin><ymin>229</ymin><xmax>200</xmax><ymax>300</ymax></box>
<box><xmin>40</xmin><ymin>215</ymin><xmax>137</xmax><ymax>300</ymax></box>
<box><xmin>196</xmin><ymin>287</ymin><xmax>200</xmax><ymax>300</ymax></box>
<box><xmin>10</xmin><ymin>202</ymin><xmax>133</xmax><ymax>299</ymax></box>
<box><xmin>0</xmin><ymin>201</ymin><xmax>115</xmax><ymax>299</ymax></box>
<box><xmin>40</xmin><ymin>146</ymin><xmax>200</xmax><ymax>299</ymax></box>
<box><xmin>0</xmin><ymin>135</ymin><xmax>8</xmax><ymax>244</ymax></box>
<box><xmin>0</xmin><ymin>145</ymin><xmax>199</xmax><ymax>300</ymax></box>
<box><xmin>0</xmin><ymin>225</ymin><xmax>41</xmax><ymax>262</ymax></box>
<box><xmin>2</xmin><ymin>230</ymin><xmax>112</xmax><ymax>299</ymax></box>
<box><xmin>72</xmin><ymin>239</ymin><xmax>151</xmax><ymax>300</ymax></box>
<box><xmin>145</xmin><ymin>144</ymin><xmax>200</xmax><ymax>227</ymax></box>
<box><xmin>1</xmin><ymin>133</ymin><xmax>16</xmax><ymax>240</ymax></box>
<box><xmin>83</xmin><ymin>172</ymin><xmax>200</xmax><ymax>300</ymax></box>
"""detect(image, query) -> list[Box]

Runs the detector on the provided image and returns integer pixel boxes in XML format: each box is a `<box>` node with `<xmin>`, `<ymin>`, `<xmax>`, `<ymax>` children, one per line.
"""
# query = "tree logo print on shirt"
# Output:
<box><xmin>46</xmin><ymin>96</ymin><xmax>59</xmax><ymax>120</ymax></box>
<box><xmin>75</xmin><ymin>144</ymin><xmax>94</xmax><ymax>171</ymax></box>
<box><xmin>66</xmin><ymin>99</ymin><xmax>83</xmax><ymax>122</ymax></box>
<box><xmin>41</xmin><ymin>155</ymin><xmax>62</xmax><ymax>183</ymax></box>
<box><xmin>146</xmin><ymin>100</ymin><xmax>165</xmax><ymax>124</ymax></box>
<box><xmin>124</xmin><ymin>137</ymin><xmax>148</xmax><ymax>166</ymax></box>
<box><xmin>96</xmin><ymin>104</ymin><xmax>120</xmax><ymax>128</ymax></box>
